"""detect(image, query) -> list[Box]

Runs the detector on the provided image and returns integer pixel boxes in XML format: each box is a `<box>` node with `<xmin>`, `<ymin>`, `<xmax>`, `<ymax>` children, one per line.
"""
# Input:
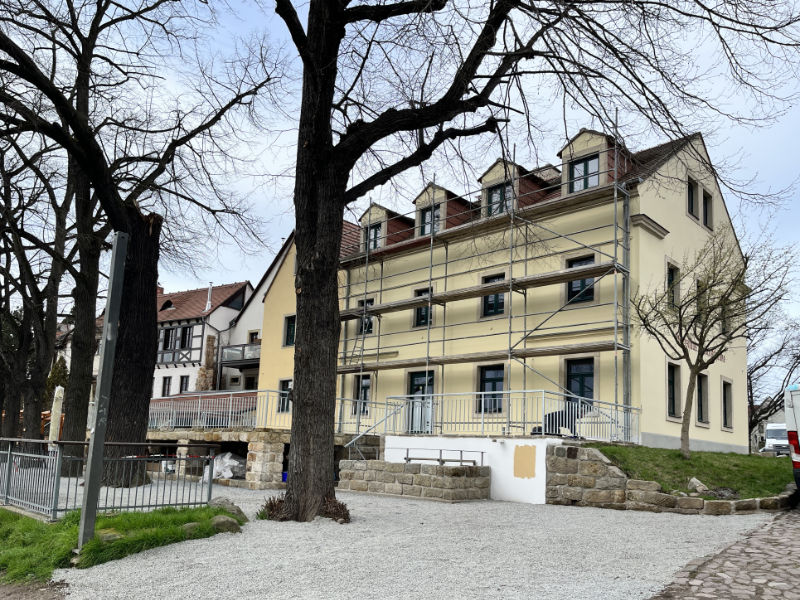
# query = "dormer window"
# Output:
<box><xmin>487</xmin><ymin>182</ymin><xmax>511</xmax><ymax>215</ymax></box>
<box><xmin>420</xmin><ymin>204</ymin><xmax>440</xmax><ymax>236</ymax></box>
<box><xmin>568</xmin><ymin>154</ymin><xmax>599</xmax><ymax>193</ymax></box>
<box><xmin>160</xmin><ymin>300</ymin><xmax>174</xmax><ymax>311</ymax></box>
<box><xmin>365</xmin><ymin>223</ymin><xmax>381</xmax><ymax>250</ymax></box>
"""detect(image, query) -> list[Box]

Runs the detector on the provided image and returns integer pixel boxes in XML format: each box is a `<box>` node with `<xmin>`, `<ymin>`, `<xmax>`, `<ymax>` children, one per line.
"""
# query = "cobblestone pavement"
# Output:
<box><xmin>651</xmin><ymin>510</ymin><xmax>800</xmax><ymax>599</ymax></box>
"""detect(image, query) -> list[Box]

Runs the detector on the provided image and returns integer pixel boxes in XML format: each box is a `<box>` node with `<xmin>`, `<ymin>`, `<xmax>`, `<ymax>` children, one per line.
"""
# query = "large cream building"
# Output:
<box><xmin>257</xmin><ymin>130</ymin><xmax>748</xmax><ymax>453</ymax></box>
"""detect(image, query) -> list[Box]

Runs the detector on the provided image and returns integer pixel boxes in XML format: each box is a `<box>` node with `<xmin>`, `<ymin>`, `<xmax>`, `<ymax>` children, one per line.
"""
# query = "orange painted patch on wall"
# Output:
<box><xmin>513</xmin><ymin>445</ymin><xmax>536</xmax><ymax>478</ymax></box>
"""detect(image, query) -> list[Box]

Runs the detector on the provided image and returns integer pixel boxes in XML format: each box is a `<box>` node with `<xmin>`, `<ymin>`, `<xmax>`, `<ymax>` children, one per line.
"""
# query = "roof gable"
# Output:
<box><xmin>157</xmin><ymin>281</ymin><xmax>249</xmax><ymax>323</ymax></box>
<box><xmin>478</xmin><ymin>158</ymin><xmax>529</xmax><ymax>183</ymax></box>
<box><xmin>412</xmin><ymin>182</ymin><xmax>459</xmax><ymax>205</ymax></box>
<box><xmin>557</xmin><ymin>128</ymin><xmax>617</xmax><ymax>158</ymax></box>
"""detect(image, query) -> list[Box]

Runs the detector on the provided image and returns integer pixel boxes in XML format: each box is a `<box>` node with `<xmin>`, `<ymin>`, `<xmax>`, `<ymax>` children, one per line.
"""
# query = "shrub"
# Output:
<box><xmin>256</xmin><ymin>495</ymin><xmax>285</xmax><ymax>520</ymax></box>
<box><xmin>256</xmin><ymin>495</ymin><xmax>350</xmax><ymax>523</ymax></box>
<box><xmin>320</xmin><ymin>497</ymin><xmax>350</xmax><ymax>523</ymax></box>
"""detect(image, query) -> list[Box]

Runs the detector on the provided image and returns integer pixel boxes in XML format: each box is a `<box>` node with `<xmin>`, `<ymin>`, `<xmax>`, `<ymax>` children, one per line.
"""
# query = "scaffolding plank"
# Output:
<box><xmin>339</xmin><ymin>262</ymin><xmax>616</xmax><ymax>321</ymax></box>
<box><xmin>336</xmin><ymin>340</ymin><xmax>618</xmax><ymax>374</ymax></box>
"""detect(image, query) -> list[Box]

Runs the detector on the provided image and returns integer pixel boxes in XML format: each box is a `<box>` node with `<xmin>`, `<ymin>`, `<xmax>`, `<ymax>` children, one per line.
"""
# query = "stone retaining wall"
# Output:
<box><xmin>546</xmin><ymin>443</ymin><xmax>795</xmax><ymax>515</ymax></box>
<box><xmin>245</xmin><ymin>441</ymin><xmax>286</xmax><ymax>488</ymax></box>
<box><xmin>147</xmin><ymin>430</ymin><xmax>380</xmax><ymax>490</ymax></box>
<box><xmin>337</xmin><ymin>460</ymin><xmax>490</xmax><ymax>502</ymax></box>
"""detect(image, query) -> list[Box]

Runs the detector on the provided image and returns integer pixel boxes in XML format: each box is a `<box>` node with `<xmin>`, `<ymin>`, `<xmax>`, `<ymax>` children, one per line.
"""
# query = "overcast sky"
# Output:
<box><xmin>158</xmin><ymin>3</ymin><xmax>800</xmax><ymax>315</ymax></box>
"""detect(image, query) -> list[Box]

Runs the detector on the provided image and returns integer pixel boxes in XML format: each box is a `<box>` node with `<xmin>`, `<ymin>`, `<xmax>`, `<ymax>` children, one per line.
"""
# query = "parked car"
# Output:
<box><xmin>760</xmin><ymin>423</ymin><xmax>790</xmax><ymax>456</ymax></box>
<box><xmin>785</xmin><ymin>385</ymin><xmax>800</xmax><ymax>489</ymax></box>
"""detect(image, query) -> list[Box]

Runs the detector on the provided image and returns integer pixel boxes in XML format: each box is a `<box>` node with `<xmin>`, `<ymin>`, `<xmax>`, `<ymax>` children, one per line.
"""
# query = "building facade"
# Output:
<box><xmin>152</xmin><ymin>282</ymin><xmax>253</xmax><ymax>398</ymax></box>
<box><xmin>255</xmin><ymin>130</ymin><xmax>747</xmax><ymax>453</ymax></box>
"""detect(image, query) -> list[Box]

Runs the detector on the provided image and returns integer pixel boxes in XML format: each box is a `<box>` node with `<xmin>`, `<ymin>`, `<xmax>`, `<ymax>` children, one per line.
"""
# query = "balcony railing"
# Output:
<box><xmin>220</xmin><ymin>343</ymin><xmax>261</xmax><ymax>363</ymax></box>
<box><xmin>149</xmin><ymin>390</ymin><xmax>392</xmax><ymax>433</ymax></box>
<box><xmin>148</xmin><ymin>389</ymin><xmax>639</xmax><ymax>443</ymax></box>
<box><xmin>382</xmin><ymin>390</ymin><xmax>640</xmax><ymax>443</ymax></box>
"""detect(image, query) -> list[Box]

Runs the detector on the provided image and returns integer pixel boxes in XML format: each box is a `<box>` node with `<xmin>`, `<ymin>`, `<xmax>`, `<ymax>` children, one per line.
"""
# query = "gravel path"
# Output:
<box><xmin>54</xmin><ymin>488</ymin><xmax>771</xmax><ymax>600</ymax></box>
<box><xmin>651</xmin><ymin>510</ymin><xmax>800</xmax><ymax>599</ymax></box>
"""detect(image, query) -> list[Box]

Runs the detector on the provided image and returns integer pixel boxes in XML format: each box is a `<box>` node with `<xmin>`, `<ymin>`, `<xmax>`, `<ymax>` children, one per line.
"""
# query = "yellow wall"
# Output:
<box><xmin>257</xmin><ymin>242</ymin><xmax>298</xmax><ymax>421</ymax></box>
<box><xmin>632</xmin><ymin>139</ymin><xmax>747</xmax><ymax>452</ymax></box>
<box><xmin>257</xmin><ymin>132</ymin><xmax>749</xmax><ymax>451</ymax></box>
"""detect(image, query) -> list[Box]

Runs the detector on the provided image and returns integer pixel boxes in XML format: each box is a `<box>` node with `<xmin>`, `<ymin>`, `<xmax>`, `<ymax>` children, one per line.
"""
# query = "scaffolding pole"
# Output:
<box><xmin>337</xmin><ymin>153</ymin><xmax>631</xmax><ymax>427</ymax></box>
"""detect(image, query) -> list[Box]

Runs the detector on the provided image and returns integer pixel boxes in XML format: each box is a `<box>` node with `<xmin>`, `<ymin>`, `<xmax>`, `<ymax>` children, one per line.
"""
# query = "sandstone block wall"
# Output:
<box><xmin>245</xmin><ymin>441</ymin><xmax>285</xmax><ymax>488</ymax></box>
<box><xmin>338</xmin><ymin>460</ymin><xmax>490</xmax><ymax>502</ymax></box>
<box><xmin>546</xmin><ymin>443</ymin><xmax>795</xmax><ymax>515</ymax></box>
<box><xmin>148</xmin><ymin>430</ymin><xmax>380</xmax><ymax>490</ymax></box>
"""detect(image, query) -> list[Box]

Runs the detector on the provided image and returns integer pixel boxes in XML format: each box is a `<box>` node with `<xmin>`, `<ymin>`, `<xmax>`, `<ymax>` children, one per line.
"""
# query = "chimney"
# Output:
<box><xmin>156</xmin><ymin>284</ymin><xmax>164</xmax><ymax>295</ymax></box>
<box><xmin>205</xmin><ymin>282</ymin><xmax>213</xmax><ymax>312</ymax></box>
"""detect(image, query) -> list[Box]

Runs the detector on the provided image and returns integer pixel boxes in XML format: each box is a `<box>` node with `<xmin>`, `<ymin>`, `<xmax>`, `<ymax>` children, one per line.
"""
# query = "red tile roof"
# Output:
<box><xmin>157</xmin><ymin>282</ymin><xmax>249</xmax><ymax>323</ymax></box>
<box><xmin>625</xmin><ymin>133</ymin><xmax>700</xmax><ymax>182</ymax></box>
<box><xmin>341</xmin><ymin>220</ymin><xmax>361</xmax><ymax>258</ymax></box>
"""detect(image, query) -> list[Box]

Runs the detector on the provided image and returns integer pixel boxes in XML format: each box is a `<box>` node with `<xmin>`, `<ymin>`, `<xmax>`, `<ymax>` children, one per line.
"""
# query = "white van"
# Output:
<box><xmin>784</xmin><ymin>385</ymin><xmax>800</xmax><ymax>489</ymax></box>
<box><xmin>762</xmin><ymin>423</ymin><xmax>790</xmax><ymax>455</ymax></box>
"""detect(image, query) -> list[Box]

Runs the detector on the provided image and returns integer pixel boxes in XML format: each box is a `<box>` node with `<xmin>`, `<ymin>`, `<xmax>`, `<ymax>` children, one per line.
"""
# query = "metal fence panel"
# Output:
<box><xmin>0</xmin><ymin>439</ymin><xmax>216</xmax><ymax>521</ymax></box>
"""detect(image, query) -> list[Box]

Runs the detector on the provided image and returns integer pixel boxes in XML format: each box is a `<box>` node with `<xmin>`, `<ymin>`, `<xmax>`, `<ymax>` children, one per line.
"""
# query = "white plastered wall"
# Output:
<box><xmin>384</xmin><ymin>435</ymin><xmax>562</xmax><ymax>504</ymax></box>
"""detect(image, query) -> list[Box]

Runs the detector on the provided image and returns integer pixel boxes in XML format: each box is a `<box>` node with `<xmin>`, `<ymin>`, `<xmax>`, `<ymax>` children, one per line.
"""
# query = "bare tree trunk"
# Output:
<box><xmin>1</xmin><ymin>379</ymin><xmax>21</xmax><ymax>438</ymax></box>
<box><xmin>22</xmin><ymin>377</ymin><xmax>44</xmax><ymax>442</ymax></box>
<box><xmin>61</xmin><ymin>258</ymin><xmax>99</xmax><ymax>445</ymax></box>
<box><xmin>680</xmin><ymin>371</ymin><xmax>698</xmax><ymax>459</ymax></box>
<box><xmin>282</xmin><ymin>189</ymin><xmax>345</xmax><ymax>520</ymax></box>
<box><xmin>277</xmin><ymin>0</ymin><xmax>346</xmax><ymax>521</ymax></box>
<box><xmin>102</xmin><ymin>208</ymin><xmax>162</xmax><ymax>486</ymax></box>
<box><xmin>1</xmin><ymin>309</ymin><xmax>32</xmax><ymax>439</ymax></box>
<box><xmin>62</xmin><ymin>172</ymin><xmax>101</xmax><ymax>468</ymax></box>
<box><xmin>61</xmin><ymin>254</ymin><xmax>100</xmax><ymax>473</ymax></box>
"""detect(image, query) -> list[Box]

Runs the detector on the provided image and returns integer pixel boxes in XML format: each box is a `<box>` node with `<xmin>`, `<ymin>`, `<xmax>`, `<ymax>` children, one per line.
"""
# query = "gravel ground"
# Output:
<box><xmin>54</xmin><ymin>488</ymin><xmax>771</xmax><ymax>600</ymax></box>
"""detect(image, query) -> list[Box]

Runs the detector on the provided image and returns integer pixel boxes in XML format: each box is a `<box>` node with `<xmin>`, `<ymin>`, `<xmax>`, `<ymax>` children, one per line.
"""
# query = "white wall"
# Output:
<box><xmin>384</xmin><ymin>435</ymin><xmax>562</xmax><ymax>504</ymax></box>
<box><xmin>207</xmin><ymin>305</ymin><xmax>240</xmax><ymax>333</ymax></box>
<box><xmin>152</xmin><ymin>364</ymin><xmax>200</xmax><ymax>398</ymax></box>
<box><xmin>228</xmin><ymin>290</ymin><xmax>267</xmax><ymax>346</ymax></box>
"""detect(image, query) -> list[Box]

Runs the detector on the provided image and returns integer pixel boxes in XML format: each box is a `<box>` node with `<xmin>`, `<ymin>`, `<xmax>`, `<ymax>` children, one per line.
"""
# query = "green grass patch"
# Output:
<box><xmin>0</xmin><ymin>506</ymin><xmax>244</xmax><ymax>583</ymax></box>
<box><xmin>0</xmin><ymin>509</ymin><xmax>76</xmax><ymax>582</ymax></box>
<box><xmin>587</xmin><ymin>444</ymin><xmax>794</xmax><ymax>498</ymax></box>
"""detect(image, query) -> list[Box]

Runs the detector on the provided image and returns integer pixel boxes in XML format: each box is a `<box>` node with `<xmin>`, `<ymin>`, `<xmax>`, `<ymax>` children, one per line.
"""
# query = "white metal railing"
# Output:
<box><xmin>384</xmin><ymin>390</ymin><xmax>640</xmax><ymax>443</ymax></box>
<box><xmin>149</xmin><ymin>391</ymin><xmax>263</xmax><ymax>430</ymax></box>
<box><xmin>149</xmin><ymin>390</ymin><xmax>403</xmax><ymax>435</ymax></box>
<box><xmin>148</xmin><ymin>389</ymin><xmax>639</xmax><ymax>443</ymax></box>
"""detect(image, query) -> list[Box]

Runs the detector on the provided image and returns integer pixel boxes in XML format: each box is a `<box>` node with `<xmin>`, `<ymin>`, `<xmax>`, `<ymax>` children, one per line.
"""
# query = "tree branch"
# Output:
<box><xmin>275</xmin><ymin>0</ymin><xmax>316</xmax><ymax>73</ymax></box>
<box><xmin>343</xmin><ymin>117</ymin><xmax>501</xmax><ymax>202</ymax></box>
<box><xmin>343</xmin><ymin>0</ymin><xmax>447</xmax><ymax>24</ymax></box>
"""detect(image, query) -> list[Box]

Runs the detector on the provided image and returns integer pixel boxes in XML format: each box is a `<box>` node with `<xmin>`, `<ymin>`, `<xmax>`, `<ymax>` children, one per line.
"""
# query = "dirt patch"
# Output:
<box><xmin>0</xmin><ymin>582</ymin><xmax>66</xmax><ymax>600</ymax></box>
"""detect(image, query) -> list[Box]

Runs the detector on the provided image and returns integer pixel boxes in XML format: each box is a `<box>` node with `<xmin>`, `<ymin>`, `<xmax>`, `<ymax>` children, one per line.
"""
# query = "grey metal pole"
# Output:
<box><xmin>78</xmin><ymin>231</ymin><xmax>128</xmax><ymax>548</ymax></box>
<box><xmin>206</xmin><ymin>447</ymin><xmax>216</xmax><ymax>505</ymax></box>
<box><xmin>3</xmin><ymin>443</ymin><xmax>12</xmax><ymax>504</ymax></box>
<box><xmin>51</xmin><ymin>444</ymin><xmax>64</xmax><ymax>521</ymax></box>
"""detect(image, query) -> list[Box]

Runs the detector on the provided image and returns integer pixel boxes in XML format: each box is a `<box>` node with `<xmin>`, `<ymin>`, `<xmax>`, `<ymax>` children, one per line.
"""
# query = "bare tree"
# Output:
<box><xmin>0</xmin><ymin>1</ymin><xmax>277</xmax><ymax>471</ymax></box>
<box><xmin>633</xmin><ymin>227</ymin><xmax>794</xmax><ymax>458</ymax></box>
<box><xmin>0</xmin><ymin>133</ymin><xmax>73</xmax><ymax>441</ymax></box>
<box><xmin>271</xmin><ymin>0</ymin><xmax>800</xmax><ymax>519</ymax></box>
<box><xmin>747</xmin><ymin>314</ymin><xmax>800</xmax><ymax>449</ymax></box>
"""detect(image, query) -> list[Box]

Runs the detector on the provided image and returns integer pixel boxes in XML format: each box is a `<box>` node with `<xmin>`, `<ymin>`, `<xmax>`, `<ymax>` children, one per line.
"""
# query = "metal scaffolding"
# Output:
<box><xmin>336</xmin><ymin>136</ymin><xmax>632</xmax><ymax>421</ymax></box>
